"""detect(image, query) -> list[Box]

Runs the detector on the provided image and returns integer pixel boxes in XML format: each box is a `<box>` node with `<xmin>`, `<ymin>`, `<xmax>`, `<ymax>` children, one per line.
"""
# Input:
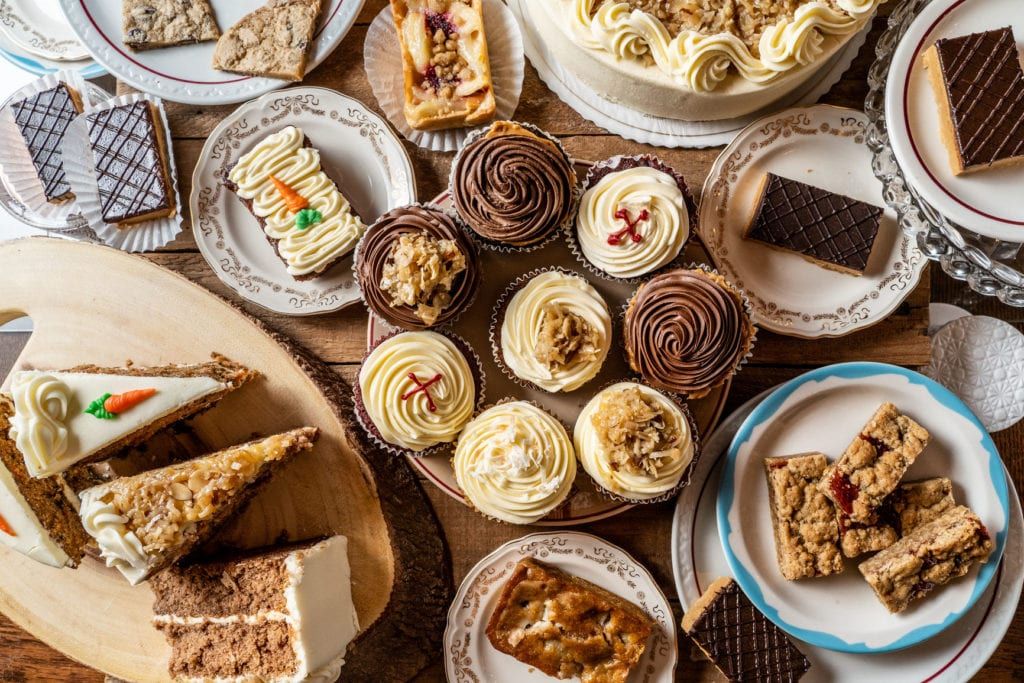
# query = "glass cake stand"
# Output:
<box><xmin>864</xmin><ymin>0</ymin><xmax>1024</xmax><ymax>306</ymax></box>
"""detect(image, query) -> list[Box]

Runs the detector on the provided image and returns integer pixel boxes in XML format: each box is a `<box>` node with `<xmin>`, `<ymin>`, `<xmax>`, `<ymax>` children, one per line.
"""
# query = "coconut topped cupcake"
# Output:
<box><xmin>574</xmin><ymin>382</ymin><xmax>696</xmax><ymax>502</ymax></box>
<box><xmin>357</xmin><ymin>205</ymin><xmax>480</xmax><ymax>329</ymax></box>
<box><xmin>452</xmin><ymin>121</ymin><xmax>576</xmax><ymax>248</ymax></box>
<box><xmin>496</xmin><ymin>270</ymin><xmax>611</xmax><ymax>393</ymax></box>
<box><xmin>453</xmin><ymin>401</ymin><xmax>576</xmax><ymax>524</ymax></box>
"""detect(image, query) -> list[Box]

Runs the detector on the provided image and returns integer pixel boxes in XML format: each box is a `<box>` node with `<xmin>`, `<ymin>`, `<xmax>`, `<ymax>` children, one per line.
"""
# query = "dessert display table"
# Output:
<box><xmin>0</xmin><ymin>1</ymin><xmax>1020</xmax><ymax>680</ymax></box>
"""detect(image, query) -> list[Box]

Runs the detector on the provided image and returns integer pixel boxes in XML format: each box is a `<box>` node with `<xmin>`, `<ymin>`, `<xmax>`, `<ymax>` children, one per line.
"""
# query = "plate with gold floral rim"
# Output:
<box><xmin>699</xmin><ymin>104</ymin><xmax>927</xmax><ymax>339</ymax></box>
<box><xmin>0</xmin><ymin>0</ymin><xmax>88</xmax><ymax>61</ymax></box>
<box><xmin>444</xmin><ymin>531</ymin><xmax>677</xmax><ymax>683</ymax></box>
<box><xmin>191</xmin><ymin>87</ymin><xmax>416</xmax><ymax>317</ymax></box>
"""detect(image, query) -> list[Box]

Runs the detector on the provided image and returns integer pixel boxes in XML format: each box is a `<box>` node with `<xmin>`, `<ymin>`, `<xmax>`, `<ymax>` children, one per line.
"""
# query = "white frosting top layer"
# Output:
<box><xmin>78</xmin><ymin>488</ymin><xmax>151</xmax><ymax>585</ymax></box>
<box><xmin>453</xmin><ymin>401</ymin><xmax>576</xmax><ymax>524</ymax></box>
<box><xmin>569</xmin><ymin>0</ymin><xmax>879</xmax><ymax>92</ymax></box>
<box><xmin>576</xmin><ymin>166</ymin><xmax>688</xmax><ymax>278</ymax></box>
<box><xmin>8</xmin><ymin>371</ymin><xmax>226</xmax><ymax>478</ymax></box>
<box><xmin>0</xmin><ymin>460</ymin><xmax>69</xmax><ymax>567</ymax></box>
<box><xmin>500</xmin><ymin>271</ymin><xmax>611</xmax><ymax>393</ymax></box>
<box><xmin>228</xmin><ymin>125</ymin><xmax>366</xmax><ymax>277</ymax></box>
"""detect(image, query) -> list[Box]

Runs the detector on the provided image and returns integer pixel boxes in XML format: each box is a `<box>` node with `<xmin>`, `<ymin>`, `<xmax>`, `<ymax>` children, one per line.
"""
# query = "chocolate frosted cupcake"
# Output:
<box><xmin>451</xmin><ymin>121</ymin><xmax>576</xmax><ymax>249</ymax></box>
<box><xmin>356</xmin><ymin>204</ymin><xmax>480</xmax><ymax>329</ymax></box>
<box><xmin>624</xmin><ymin>268</ymin><xmax>754</xmax><ymax>399</ymax></box>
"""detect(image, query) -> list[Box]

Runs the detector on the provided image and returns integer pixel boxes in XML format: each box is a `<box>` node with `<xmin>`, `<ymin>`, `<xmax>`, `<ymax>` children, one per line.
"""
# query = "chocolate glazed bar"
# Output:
<box><xmin>11</xmin><ymin>83</ymin><xmax>84</xmax><ymax>204</ymax></box>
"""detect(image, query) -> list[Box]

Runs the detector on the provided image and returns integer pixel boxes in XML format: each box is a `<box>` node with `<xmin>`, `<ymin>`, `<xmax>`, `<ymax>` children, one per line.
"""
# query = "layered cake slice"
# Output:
<box><xmin>225</xmin><ymin>125</ymin><xmax>366</xmax><ymax>280</ymax></box>
<box><xmin>122</xmin><ymin>0</ymin><xmax>221</xmax><ymax>50</ymax></box>
<box><xmin>922</xmin><ymin>27</ymin><xmax>1024</xmax><ymax>175</ymax></box>
<box><xmin>10</xmin><ymin>82</ymin><xmax>84</xmax><ymax>204</ymax></box>
<box><xmin>78</xmin><ymin>427</ymin><xmax>318</xmax><ymax>585</ymax></box>
<box><xmin>5</xmin><ymin>355</ymin><xmax>255</xmax><ymax>478</ymax></box>
<box><xmin>151</xmin><ymin>535</ymin><xmax>359</xmax><ymax>682</ymax></box>
<box><xmin>838</xmin><ymin>477</ymin><xmax>956</xmax><ymax>558</ymax></box>
<box><xmin>212</xmin><ymin>0</ymin><xmax>323</xmax><ymax>81</ymax></box>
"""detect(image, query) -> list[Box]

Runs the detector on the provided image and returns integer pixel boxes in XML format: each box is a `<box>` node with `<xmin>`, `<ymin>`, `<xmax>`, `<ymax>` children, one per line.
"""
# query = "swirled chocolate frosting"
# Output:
<box><xmin>452</xmin><ymin>125</ymin><xmax>576</xmax><ymax>246</ymax></box>
<box><xmin>357</xmin><ymin>205</ymin><xmax>480</xmax><ymax>329</ymax></box>
<box><xmin>625</xmin><ymin>269</ymin><xmax>749</xmax><ymax>396</ymax></box>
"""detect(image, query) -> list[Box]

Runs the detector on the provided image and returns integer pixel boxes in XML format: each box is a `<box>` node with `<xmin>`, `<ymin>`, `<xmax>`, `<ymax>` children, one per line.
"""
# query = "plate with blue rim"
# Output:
<box><xmin>716</xmin><ymin>362</ymin><xmax>1009</xmax><ymax>653</ymax></box>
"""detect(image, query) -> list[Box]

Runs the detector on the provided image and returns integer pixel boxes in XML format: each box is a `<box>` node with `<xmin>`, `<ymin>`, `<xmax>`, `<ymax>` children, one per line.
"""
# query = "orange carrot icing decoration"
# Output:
<box><xmin>0</xmin><ymin>512</ymin><xmax>14</xmax><ymax>537</ymax></box>
<box><xmin>86</xmin><ymin>388</ymin><xmax>157</xmax><ymax>419</ymax></box>
<box><xmin>269</xmin><ymin>175</ymin><xmax>309</xmax><ymax>213</ymax></box>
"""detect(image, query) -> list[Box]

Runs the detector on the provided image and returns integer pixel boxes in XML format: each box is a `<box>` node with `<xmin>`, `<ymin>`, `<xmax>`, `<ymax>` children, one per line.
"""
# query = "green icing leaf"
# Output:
<box><xmin>294</xmin><ymin>208</ymin><xmax>323</xmax><ymax>231</ymax></box>
<box><xmin>84</xmin><ymin>393</ymin><xmax>115</xmax><ymax>420</ymax></box>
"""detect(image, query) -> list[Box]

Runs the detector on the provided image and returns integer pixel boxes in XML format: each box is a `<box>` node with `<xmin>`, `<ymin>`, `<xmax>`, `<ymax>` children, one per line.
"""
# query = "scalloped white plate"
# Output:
<box><xmin>0</xmin><ymin>0</ymin><xmax>88</xmax><ymax>62</ymax></box>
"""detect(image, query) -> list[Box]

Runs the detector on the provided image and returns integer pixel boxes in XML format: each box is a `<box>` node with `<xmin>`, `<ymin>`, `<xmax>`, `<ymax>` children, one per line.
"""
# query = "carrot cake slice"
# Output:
<box><xmin>79</xmin><ymin>427</ymin><xmax>317</xmax><ymax>585</ymax></box>
<box><xmin>150</xmin><ymin>535</ymin><xmax>359</xmax><ymax>682</ymax></box>
<box><xmin>5</xmin><ymin>354</ymin><xmax>255</xmax><ymax>478</ymax></box>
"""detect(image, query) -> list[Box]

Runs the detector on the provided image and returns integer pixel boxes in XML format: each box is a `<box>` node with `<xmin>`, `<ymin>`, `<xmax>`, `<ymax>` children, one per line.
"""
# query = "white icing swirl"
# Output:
<box><xmin>79</xmin><ymin>488</ymin><xmax>151</xmax><ymax>585</ymax></box>
<box><xmin>574</xmin><ymin>382</ymin><xmax>694</xmax><ymax>500</ymax></box>
<box><xmin>228</xmin><ymin>125</ymin><xmax>366</xmax><ymax>277</ymax></box>
<box><xmin>576</xmin><ymin>166</ymin><xmax>688</xmax><ymax>278</ymax></box>
<box><xmin>453</xmin><ymin>402</ymin><xmax>576</xmax><ymax>524</ymax></box>
<box><xmin>8</xmin><ymin>373</ymin><xmax>70</xmax><ymax>476</ymax></box>
<box><xmin>358</xmin><ymin>331</ymin><xmax>476</xmax><ymax>452</ymax></box>
<box><xmin>500</xmin><ymin>271</ymin><xmax>611</xmax><ymax>393</ymax></box>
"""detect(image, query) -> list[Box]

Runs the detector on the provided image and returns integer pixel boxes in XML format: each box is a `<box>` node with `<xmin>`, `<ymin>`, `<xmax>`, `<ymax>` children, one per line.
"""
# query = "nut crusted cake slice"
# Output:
<box><xmin>122</xmin><ymin>0</ymin><xmax>221</xmax><ymax>50</ymax></box>
<box><xmin>212</xmin><ymin>0</ymin><xmax>323</xmax><ymax>81</ymax></box>
<box><xmin>79</xmin><ymin>427</ymin><xmax>317</xmax><ymax>585</ymax></box>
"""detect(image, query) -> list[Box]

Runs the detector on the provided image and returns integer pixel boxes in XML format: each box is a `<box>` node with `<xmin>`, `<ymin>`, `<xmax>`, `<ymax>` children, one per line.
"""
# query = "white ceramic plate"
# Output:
<box><xmin>58</xmin><ymin>0</ymin><xmax>365</xmax><ymax>105</ymax></box>
<box><xmin>191</xmin><ymin>87</ymin><xmax>415</xmax><ymax>316</ymax></box>
<box><xmin>717</xmin><ymin>362</ymin><xmax>1010</xmax><ymax>653</ymax></box>
<box><xmin>673</xmin><ymin>388</ymin><xmax>1024</xmax><ymax>681</ymax></box>
<box><xmin>885</xmin><ymin>0</ymin><xmax>1024</xmax><ymax>242</ymax></box>
<box><xmin>0</xmin><ymin>23</ymin><xmax>102</xmax><ymax>78</ymax></box>
<box><xmin>700</xmin><ymin>105</ymin><xmax>927</xmax><ymax>338</ymax></box>
<box><xmin>0</xmin><ymin>0</ymin><xmax>89</xmax><ymax>62</ymax></box>
<box><xmin>444</xmin><ymin>531</ymin><xmax>677</xmax><ymax>683</ymax></box>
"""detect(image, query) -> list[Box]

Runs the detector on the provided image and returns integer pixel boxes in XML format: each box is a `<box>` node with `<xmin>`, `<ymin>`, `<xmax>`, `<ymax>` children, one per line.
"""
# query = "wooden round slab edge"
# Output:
<box><xmin>0</xmin><ymin>238</ymin><xmax>452</xmax><ymax>682</ymax></box>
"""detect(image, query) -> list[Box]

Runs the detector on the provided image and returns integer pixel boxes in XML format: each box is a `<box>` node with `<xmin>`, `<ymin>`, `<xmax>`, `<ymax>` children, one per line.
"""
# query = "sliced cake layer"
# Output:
<box><xmin>122</xmin><ymin>0</ymin><xmax>221</xmax><ymax>50</ymax></box>
<box><xmin>212</xmin><ymin>0</ymin><xmax>323</xmax><ymax>81</ymax></box>
<box><xmin>79</xmin><ymin>426</ymin><xmax>317</xmax><ymax>584</ymax></box>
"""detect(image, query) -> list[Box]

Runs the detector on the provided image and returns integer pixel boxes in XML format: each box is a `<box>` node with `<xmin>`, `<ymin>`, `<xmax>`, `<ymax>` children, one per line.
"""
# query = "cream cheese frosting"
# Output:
<box><xmin>576</xmin><ymin>165</ymin><xmax>688</xmax><ymax>278</ymax></box>
<box><xmin>358</xmin><ymin>331</ymin><xmax>477</xmax><ymax>452</ymax></box>
<box><xmin>0</xmin><ymin>461</ymin><xmax>70</xmax><ymax>567</ymax></box>
<box><xmin>453</xmin><ymin>401</ymin><xmax>576</xmax><ymax>524</ymax></box>
<box><xmin>499</xmin><ymin>271</ymin><xmax>611</xmax><ymax>393</ymax></box>
<box><xmin>78</xmin><ymin>488</ymin><xmax>151</xmax><ymax>584</ymax></box>
<box><xmin>228</xmin><ymin>125</ymin><xmax>366</xmax><ymax>278</ymax></box>
<box><xmin>574</xmin><ymin>382</ymin><xmax>694</xmax><ymax>500</ymax></box>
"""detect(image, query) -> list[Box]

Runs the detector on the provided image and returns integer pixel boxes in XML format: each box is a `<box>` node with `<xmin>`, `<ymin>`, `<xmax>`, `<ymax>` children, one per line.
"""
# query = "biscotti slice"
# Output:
<box><xmin>10</xmin><ymin>82</ymin><xmax>84</xmax><ymax>204</ymax></box>
<box><xmin>486</xmin><ymin>557</ymin><xmax>654</xmax><ymax>682</ymax></box>
<box><xmin>5</xmin><ymin>354</ymin><xmax>255</xmax><ymax>478</ymax></box>
<box><xmin>818</xmin><ymin>402</ymin><xmax>930</xmax><ymax>524</ymax></box>
<box><xmin>79</xmin><ymin>427</ymin><xmax>317</xmax><ymax>585</ymax></box>
<box><xmin>838</xmin><ymin>477</ymin><xmax>956</xmax><ymax>558</ymax></box>
<box><xmin>122</xmin><ymin>0</ymin><xmax>221</xmax><ymax>50</ymax></box>
<box><xmin>212</xmin><ymin>0</ymin><xmax>323</xmax><ymax>81</ymax></box>
<box><xmin>764</xmin><ymin>453</ymin><xmax>843</xmax><ymax>580</ymax></box>
<box><xmin>151</xmin><ymin>535</ymin><xmax>359</xmax><ymax>681</ymax></box>
<box><xmin>682</xmin><ymin>577</ymin><xmax>811</xmax><ymax>682</ymax></box>
<box><xmin>858</xmin><ymin>505</ymin><xmax>993</xmax><ymax>613</ymax></box>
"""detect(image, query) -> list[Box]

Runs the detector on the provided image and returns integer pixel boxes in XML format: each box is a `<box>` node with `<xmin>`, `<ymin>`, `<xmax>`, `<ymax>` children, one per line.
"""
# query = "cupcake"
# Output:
<box><xmin>574</xmin><ymin>382</ymin><xmax>697</xmax><ymax>503</ymax></box>
<box><xmin>451</xmin><ymin>121</ymin><xmax>577</xmax><ymax>249</ymax></box>
<box><xmin>574</xmin><ymin>156</ymin><xmax>694</xmax><ymax>280</ymax></box>
<box><xmin>453</xmin><ymin>401</ymin><xmax>576</xmax><ymax>524</ymax></box>
<box><xmin>624</xmin><ymin>268</ymin><xmax>754</xmax><ymax>398</ymax></box>
<box><xmin>494</xmin><ymin>270</ymin><xmax>612</xmax><ymax>393</ymax></box>
<box><xmin>355</xmin><ymin>330</ymin><xmax>481</xmax><ymax>455</ymax></box>
<box><xmin>356</xmin><ymin>204</ymin><xmax>480</xmax><ymax>329</ymax></box>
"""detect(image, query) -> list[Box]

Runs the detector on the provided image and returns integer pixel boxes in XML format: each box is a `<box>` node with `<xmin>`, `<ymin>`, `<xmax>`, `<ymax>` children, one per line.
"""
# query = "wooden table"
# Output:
<box><xmin>1</xmin><ymin>2</ymin><xmax>1021</xmax><ymax>680</ymax></box>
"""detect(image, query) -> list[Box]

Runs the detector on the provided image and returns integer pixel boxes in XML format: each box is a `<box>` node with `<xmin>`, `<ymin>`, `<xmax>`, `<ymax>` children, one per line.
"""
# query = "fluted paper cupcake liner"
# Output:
<box><xmin>352</xmin><ymin>328</ymin><xmax>487</xmax><ymax>458</ymax></box>
<box><xmin>62</xmin><ymin>93</ymin><xmax>183</xmax><ymax>252</ymax></box>
<box><xmin>362</xmin><ymin>0</ymin><xmax>525</xmax><ymax>152</ymax></box>
<box><xmin>566</xmin><ymin>155</ymin><xmax>698</xmax><ymax>285</ymax></box>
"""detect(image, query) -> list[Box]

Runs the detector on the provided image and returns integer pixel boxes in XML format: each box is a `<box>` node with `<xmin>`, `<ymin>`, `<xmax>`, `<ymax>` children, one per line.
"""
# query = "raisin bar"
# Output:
<box><xmin>858</xmin><ymin>505</ymin><xmax>993</xmax><ymax>613</ymax></box>
<box><xmin>839</xmin><ymin>477</ymin><xmax>956</xmax><ymax>558</ymax></box>
<box><xmin>818</xmin><ymin>403</ymin><xmax>929</xmax><ymax>525</ymax></box>
<box><xmin>764</xmin><ymin>453</ymin><xmax>843</xmax><ymax>580</ymax></box>
<box><xmin>682</xmin><ymin>577</ymin><xmax>811</xmax><ymax>682</ymax></box>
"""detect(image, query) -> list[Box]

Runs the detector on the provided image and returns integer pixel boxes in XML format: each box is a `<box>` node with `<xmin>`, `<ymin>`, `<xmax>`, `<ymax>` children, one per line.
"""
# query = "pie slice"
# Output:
<box><xmin>122</xmin><ymin>0</ymin><xmax>221</xmax><ymax>51</ymax></box>
<box><xmin>212</xmin><ymin>0</ymin><xmax>324</xmax><ymax>81</ymax></box>
<box><xmin>79</xmin><ymin>427</ymin><xmax>318</xmax><ymax>584</ymax></box>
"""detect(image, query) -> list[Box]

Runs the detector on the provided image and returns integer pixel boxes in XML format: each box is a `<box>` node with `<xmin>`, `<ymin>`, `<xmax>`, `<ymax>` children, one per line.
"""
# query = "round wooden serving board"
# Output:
<box><xmin>0</xmin><ymin>238</ymin><xmax>450</xmax><ymax>682</ymax></box>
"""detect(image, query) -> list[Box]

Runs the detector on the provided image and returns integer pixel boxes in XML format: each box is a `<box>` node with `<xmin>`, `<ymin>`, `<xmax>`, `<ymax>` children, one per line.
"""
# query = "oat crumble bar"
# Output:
<box><xmin>838</xmin><ymin>477</ymin><xmax>956</xmax><ymax>558</ymax></box>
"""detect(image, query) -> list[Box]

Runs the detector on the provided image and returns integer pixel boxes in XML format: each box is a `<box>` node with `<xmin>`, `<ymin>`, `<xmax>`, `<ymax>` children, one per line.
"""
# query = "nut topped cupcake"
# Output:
<box><xmin>574</xmin><ymin>382</ymin><xmax>697</xmax><ymax>503</ymax></box>
<box><xmin>495</xmin><ymin>270</ymin><xmax>612</xmax><ymax>393</ymax></box>
<box><xmin>574</xmin><ymin>156</ymin><xmax>693</xmax><ymax>280</ymax></box>
<box><xmin>451</xmin><ymin>121</ymin><xmax>577</xmax><ymax>248</ymax></box>
<box><xmin>356</xmin><ymin>330</ymin><xmax>481</xmax><ymax>455</ymax></box>
<box><xmin>624</xmin><ymin>268</ymin><xmax>754</xmax><ymax>399</ymax></box>
<box><xmin>356</xmin><ymin>204</ymin><xmax>480</xmax><ymax>329</ymax></box>
<box><xmin>453</xmin><ymin>401</ymin><xmax>576</xmax><ymax>525</ymax></box>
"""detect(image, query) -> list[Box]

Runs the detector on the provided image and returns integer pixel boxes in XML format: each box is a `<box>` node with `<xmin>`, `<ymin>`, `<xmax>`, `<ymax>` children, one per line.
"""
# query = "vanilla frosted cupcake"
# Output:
<box><xmin>495</xmin><ymin>270</ymin><xmax>611</xmax><ymax>393</ymax></box>
<box><xmin>356</xmin><ymin>331</ymin><xmax>480</xmax><ymax>455</ymax></box>
<box><xmin>574</xmin><ymin>382</ymin><xmax>697</xmax><ymax>503</ymax></box>
<box><xmin>453</xmin><ymin>401</ymin><xmax>576</xmax><ymax>524</ymax></box>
